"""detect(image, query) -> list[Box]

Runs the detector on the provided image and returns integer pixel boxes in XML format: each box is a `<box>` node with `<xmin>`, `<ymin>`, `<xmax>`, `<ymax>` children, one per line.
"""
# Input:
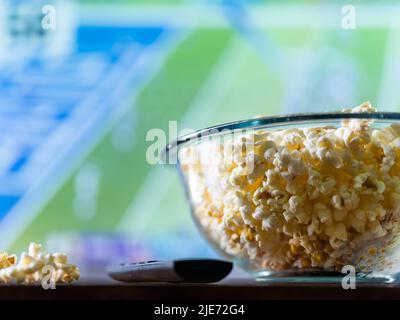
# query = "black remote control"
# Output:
<box><xmin>107</xmin><ymin>259</ymin><xmax>233</xmax><ymax>283</ymax></box>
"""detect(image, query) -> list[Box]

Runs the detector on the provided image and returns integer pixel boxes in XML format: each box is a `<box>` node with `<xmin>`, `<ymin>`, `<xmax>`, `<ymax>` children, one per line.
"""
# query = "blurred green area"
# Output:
<box><xmin>13</xmin><ymin>28</ymin><xmax>233</xmax><ymax>250</ymax></box>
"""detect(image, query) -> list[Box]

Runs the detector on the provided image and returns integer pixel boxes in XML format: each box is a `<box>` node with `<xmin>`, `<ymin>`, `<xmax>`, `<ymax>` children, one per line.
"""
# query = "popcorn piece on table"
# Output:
<box><xmin>0</xmin><ymin>243</ymin><xmax>79</xmax><ymax>284</ymax></box>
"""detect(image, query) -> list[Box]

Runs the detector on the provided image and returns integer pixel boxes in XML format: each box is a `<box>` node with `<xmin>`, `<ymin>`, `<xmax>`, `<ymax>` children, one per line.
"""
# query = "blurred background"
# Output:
<box><xmin>0</xmin><ymin>0</ymin><xmax>399</xmax><ymax>276</ymax></box>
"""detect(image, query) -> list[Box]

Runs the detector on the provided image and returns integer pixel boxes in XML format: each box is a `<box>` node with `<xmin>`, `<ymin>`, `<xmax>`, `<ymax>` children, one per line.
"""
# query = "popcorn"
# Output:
<box><xmin>0</xmin><ymin>243</ymin><xmax>79</xmax><ymax>284</ymax></box>
<box><xmin>0</xmin><ymin>253</ymin><xmax>16</xmax><ymax>269</ymax></box>
<box><xmin>179</xmin><ymin>102</ymin><xmax>400</xmax><ymax>274</ymax></box>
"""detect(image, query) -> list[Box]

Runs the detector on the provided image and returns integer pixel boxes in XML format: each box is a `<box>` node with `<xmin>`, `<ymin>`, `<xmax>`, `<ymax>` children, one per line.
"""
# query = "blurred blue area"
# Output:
<box><xmin>77</xmin><ymin>26</ymin><xmax>165</xmax><ymax>52</ymax></box>
<box><xmin>0</xmin><ymin>18</ymin><xmax>166</xmax><ymax>219</ymax></box>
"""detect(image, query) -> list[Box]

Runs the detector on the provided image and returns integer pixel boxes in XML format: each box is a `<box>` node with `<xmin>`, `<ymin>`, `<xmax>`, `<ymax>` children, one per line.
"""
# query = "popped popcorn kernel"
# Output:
<box><xmin>368</xmin><ymin>246</ymin><xmax>378</xmax><ymax>256</ymax></box>
<box><xmin>180</xmin><ymin>102</ymin><xmax>400</xmax><ymax>274</ymax></box>
<box><xmin>0</xmin><ymin>253</ymin><xmax>16</xmax><ymax>269</ymax></box>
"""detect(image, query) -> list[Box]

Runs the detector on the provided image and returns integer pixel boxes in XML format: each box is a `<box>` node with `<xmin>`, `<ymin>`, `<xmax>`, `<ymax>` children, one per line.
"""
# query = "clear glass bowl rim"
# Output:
<box><xmin>163</xmin><ymin>111</ymin><xmax>400</xmax><ymax>161</ymax></box>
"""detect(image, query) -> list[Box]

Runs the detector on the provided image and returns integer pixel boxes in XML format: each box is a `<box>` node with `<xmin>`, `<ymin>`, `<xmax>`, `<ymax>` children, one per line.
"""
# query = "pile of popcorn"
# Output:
<box><xmin>180</xmin><ymin>102</ymin><xmax>400</xmax><ymax>274</ymax></box>
<box><xmin>0</xmin><ymin>243</ymin><xmax>79</xmax><ymax>284</ymax></box>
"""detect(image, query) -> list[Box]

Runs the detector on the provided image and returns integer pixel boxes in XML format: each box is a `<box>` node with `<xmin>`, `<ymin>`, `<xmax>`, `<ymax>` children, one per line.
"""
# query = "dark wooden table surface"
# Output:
<box><xmin>1</xmin><ymin>277</ymin><xmax>400</xmax><ymax>300</ymax></box>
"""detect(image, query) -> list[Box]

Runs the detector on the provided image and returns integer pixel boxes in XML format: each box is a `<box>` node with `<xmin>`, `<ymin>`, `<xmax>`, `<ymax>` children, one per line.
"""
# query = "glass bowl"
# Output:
<box><xmin>164</xmin><ymin>112</ymin><xmax>400</xmax><ymax>283</ymax></box>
